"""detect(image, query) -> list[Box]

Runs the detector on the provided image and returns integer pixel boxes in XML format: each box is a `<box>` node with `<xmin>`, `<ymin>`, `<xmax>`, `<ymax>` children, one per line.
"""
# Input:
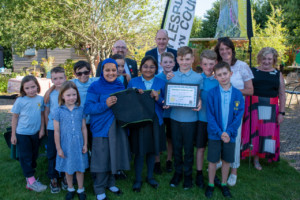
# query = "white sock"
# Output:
<box><xmin>109</xmin><ymin>186</ymin><xmax>119</xmax><ymax>192</ymax></box>
<box><xmin>230</xmin><ymin>174</ymin><xmax>237</xmax><ymax>178</ymax></box>
<box><xmin>97</xmin><ymin>193</ymin><xmax>106</xmax><ymax>200</ymax></box>
<box><xmin>68</xmin><ymin>187</ymin><xmax>75</xmax><ymax>192</ymax></box>
<box><xmin>77</xmin><ymin>187</ymin><xmax>85</xmax><ymax>193</ymax></box>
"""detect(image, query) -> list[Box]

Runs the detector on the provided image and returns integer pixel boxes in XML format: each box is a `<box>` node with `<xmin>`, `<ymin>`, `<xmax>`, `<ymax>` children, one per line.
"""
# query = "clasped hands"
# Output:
<box><xmin>221</xmin><ymin>132</ymin><xmax>230</xmax><ymax>143</ymax></box>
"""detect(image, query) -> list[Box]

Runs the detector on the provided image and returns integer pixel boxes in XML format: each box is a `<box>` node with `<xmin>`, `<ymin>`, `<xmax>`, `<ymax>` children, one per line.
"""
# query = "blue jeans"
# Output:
<box><xmin>16</xmin><ymin>133</ymin><xmax>39</xmax><ymax>178</ymax></box>
<box><xmin>47</xmin><ymin>130</ymin><xmax>58</xmax><ymax>179</ymax></box>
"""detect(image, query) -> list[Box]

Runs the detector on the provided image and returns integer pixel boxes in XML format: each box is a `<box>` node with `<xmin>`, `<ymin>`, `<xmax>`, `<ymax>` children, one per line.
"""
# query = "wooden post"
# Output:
<box><xmin>0</xmin><ymin>46</ymin><xmax>4</xmax><ymax>68</ymax></box>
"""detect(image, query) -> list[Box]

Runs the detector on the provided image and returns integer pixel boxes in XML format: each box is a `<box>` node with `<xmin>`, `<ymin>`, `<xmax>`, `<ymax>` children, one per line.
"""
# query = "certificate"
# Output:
<box><xmin>164</xmin><ymin>83</ymin><xmax>200</xmax><ymax>108</ymax></box>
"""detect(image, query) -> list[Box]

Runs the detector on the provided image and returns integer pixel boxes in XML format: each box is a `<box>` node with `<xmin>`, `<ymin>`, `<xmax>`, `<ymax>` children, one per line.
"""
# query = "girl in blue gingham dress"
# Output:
<box><xmin>53</xmin><ymin>81</ymin><xmax>88</xmax><ymax>200</ymax></box>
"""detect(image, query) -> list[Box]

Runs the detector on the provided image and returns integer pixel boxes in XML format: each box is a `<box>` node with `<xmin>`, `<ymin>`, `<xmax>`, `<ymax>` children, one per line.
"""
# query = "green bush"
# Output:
<box><xmin>61</xmin><ymin>59</ymin><xmax>76</xmax><ymax>80</ymax></box>
<box><xmin>0</xmin><ymin>73</ymin><xmax>17</xmax><ymax>94</ymax></box>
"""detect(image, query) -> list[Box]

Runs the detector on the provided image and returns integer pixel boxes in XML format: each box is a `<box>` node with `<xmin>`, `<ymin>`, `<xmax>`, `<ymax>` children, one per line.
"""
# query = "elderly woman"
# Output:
<box><xmin>241</xmin><ymin>47</ymin><xmax>285</xmax><ymax>170</ymax></box>
<box><xmin>214</xmin><ymin>37</ymin><xmax>254</xmax><ymax>186</ymax></box>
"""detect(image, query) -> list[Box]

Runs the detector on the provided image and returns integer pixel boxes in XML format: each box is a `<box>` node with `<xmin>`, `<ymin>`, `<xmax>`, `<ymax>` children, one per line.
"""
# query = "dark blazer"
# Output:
<box><xmin>145</xmin><ymin>47</ymin><xmax>179</xmax><ymax>71</ymax></box>
<box><xmin>96</xmin><ymin>57</ymin><xmax>138</xmax><ymax>78</ymax></box>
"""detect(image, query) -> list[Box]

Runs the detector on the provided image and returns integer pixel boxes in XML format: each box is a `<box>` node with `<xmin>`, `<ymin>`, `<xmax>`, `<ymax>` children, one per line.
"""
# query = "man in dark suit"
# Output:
<box><xmin>145</xmin><ymin>29</ymin><xmax>179</xmax><ymax>73</ymax></box>
<box><xmin>96</xmin><ymin>40</ymin><xmax>138</xmax><ymax>77</ymax></box>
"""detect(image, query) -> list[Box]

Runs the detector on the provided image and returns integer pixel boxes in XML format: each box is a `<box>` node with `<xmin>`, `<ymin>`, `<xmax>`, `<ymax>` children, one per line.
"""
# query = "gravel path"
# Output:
<box><xmin>280</xmin><ymin>102</ymin><xmax>300</xmax><ymax>171</ymax></box>
<box><xmin>1</xmin><ymin>98</ymin><xmax>300</xmax><ymax>171</ymax></box>
<box><xmin>0</xmin><ymin>99</ymin><xmax>14</xmax><ymax>132</ymax></box>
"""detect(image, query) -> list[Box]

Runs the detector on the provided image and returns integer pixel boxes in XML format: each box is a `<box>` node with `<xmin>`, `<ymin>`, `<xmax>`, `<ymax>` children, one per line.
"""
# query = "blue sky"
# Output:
<box><xmin>195</xmin><ymin>0</ymin><xmax>217</xmax><ymax>18</ymax></box>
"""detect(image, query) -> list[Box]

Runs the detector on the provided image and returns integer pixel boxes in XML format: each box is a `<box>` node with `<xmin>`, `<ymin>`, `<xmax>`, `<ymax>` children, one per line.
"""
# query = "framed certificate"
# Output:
<box><xmin>164</xmin><ymin>83</ymin><xmax>200</xmax><ymax>108</ymax></box>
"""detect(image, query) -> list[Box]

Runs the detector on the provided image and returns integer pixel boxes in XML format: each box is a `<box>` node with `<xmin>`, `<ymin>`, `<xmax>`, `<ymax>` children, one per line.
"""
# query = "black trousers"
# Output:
<box><xmin>47</xmin><ymin>130</ymin><xmax>58</xmax><ymax>179</ymax></box>
<box><xmin>86</xmin><ymin>124</ymin><xmax>93</xmax><ymax>151</ymax></box>
<box><xmin>171</xmin><ymin>119</ymin><xmax>196</xmax><ymax>176</ymax></box>
<box><xmin>16</xmin><ymin>133</ymin><xmax>39</xmax><ymax>178</ymax></box>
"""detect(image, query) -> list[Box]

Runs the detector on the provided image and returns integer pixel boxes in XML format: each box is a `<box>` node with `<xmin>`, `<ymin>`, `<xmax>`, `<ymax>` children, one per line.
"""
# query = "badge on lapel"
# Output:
<box><xmin>128</xmin><ymin>65</ymin><xmax>134</xmax><ymax>76</ymax></box>
<box><xmin>234</xmin><ymin>101</ymin><xmax>240</xmax><ymax>110</ymax></box>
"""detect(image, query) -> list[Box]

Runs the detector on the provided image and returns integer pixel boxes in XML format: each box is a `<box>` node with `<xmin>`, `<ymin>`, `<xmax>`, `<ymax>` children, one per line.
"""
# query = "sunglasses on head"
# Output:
<box><xmin>76</xmin><ymin>71</ymin><xmax>90</xmax><ymax>76</ymax></box>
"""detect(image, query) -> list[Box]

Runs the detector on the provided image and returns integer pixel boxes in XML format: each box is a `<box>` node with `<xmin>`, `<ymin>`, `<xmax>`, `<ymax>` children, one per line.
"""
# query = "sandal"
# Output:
<box><xmin>254</xmin><ymin>160</ymin><xmax>262</xmax><ymax>171</ymax></box>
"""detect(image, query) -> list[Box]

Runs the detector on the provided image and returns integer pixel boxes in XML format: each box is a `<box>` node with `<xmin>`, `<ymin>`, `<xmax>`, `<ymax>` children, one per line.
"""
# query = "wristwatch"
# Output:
<box><xmin>279</xmin><ymin>112</ymin><xmax>285</xmax><ymax>116</ymax></box>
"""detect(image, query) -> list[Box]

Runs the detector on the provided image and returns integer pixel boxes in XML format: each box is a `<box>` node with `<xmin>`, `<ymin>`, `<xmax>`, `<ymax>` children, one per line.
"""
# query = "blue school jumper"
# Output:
<box><xmin>127</xmin><ymin>76</ymin><xmax>166</xmax><ymax>125</ymax></box>
<box><xmin>156</xmin><ymin>72</ymin><xmax>171</xmax><ymax>119</ymax></box>
<box><xmin>206</xmin><ymin>85</ymin><xmax>244</xmax><ymax>142</ymax></box>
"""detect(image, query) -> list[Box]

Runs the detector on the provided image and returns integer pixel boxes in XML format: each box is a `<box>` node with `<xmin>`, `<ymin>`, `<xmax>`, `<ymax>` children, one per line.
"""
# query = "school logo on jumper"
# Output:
<box><xmin>38</xmin><ymin>103</ymin><xmax>41</xmax><ymax>108</ymax></box>
<box><xmin>157</xmin><ymin>90</ymin><xmax>161</xmax><ymax>96</ymax></box>
<box><xmin>234</xmin><ymin>101</ymin><xmax>240</xmax><ymax>110</ymax></box>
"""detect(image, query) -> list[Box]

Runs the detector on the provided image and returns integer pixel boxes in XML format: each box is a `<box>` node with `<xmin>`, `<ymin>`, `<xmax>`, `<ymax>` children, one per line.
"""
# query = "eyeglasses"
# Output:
<box><xmin>142</xmin><ymin>65</ymin><xmax>156</xmax><ymax>70</ymax></box>
<box><xmin>115</xmin><ymin>46</ymin><xmax>126</xmax><ymax>50</ymax></box>
<box><xmin>76</xmin><ymin>71</ymin><xmax>90</xmax><ymax>76</ymax></box>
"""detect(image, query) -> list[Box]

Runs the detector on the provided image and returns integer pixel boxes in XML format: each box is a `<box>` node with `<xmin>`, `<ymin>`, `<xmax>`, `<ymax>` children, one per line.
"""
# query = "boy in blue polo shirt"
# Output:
<box><xmin>45</xmin><ymin>61</ymin><xmax>98</xmax><ymax>151</ymax></box>
<box><xmin>45</xmin><ymin>66</ymin><xmax>66</xmax><ymax>193</ymax></box>
<box><xmin>71</xmin><ymin>61</ymin><xmax>98</xmax><ymax>151</ymax></box>
<box><xmin>155</xmin><ymin>52</ymin><xmax>176</xmax><ymax>174</ymax></box>
<box><xmin>195</xmin><ymin>50</ymin><xmax>219</xmax><ymax>188</ymax></box>
<box><xmin>168</xmin><ymin>46</ymin><xmax>203</xmax><ymax>189</ymax></box>
<box><xmin>205</xmin><ymin>62</ymin><xmax>244</xmax><ymax>198</ymax></box>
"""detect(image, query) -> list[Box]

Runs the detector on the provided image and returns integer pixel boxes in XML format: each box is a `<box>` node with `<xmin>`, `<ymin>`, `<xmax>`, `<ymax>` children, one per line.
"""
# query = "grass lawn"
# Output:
<box><xmin>0</xmin><ymin>133</ymin><xmax>300</xmax><ymax>200</ymax></box>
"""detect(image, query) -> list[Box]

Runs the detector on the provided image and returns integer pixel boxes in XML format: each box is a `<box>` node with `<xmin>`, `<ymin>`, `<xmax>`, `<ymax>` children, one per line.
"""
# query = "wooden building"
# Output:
<box><xmin>13</xmin><ymin>47</ymin><xmax>86</xmax><ymax>72</ymax></box>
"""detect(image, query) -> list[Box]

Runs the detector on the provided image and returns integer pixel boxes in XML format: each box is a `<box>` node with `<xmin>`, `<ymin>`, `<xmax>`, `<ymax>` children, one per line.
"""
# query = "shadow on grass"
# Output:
<box><xmin>0</xmin><ymin>134</ymin><xmax>300</xmax><ymax>200</ymax></box>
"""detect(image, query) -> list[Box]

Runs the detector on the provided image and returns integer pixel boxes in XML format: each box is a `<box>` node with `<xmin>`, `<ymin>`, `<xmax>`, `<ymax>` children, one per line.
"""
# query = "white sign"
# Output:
<box><xmin>163</xmin><ymin>0</ymin><xmax>197</xmax><ymax>50</ymax></box>
<box><xmin>24</xmin><ymin>48</ymin><xmax>36</xmax><ymax>56</ymax></box>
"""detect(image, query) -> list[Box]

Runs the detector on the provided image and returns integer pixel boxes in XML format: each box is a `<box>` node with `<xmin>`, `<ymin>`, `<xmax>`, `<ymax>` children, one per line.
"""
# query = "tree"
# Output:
<box><xmin>199</xmin><ymin>0</ymin><xmax>220</xmax><ymax>38</ymax></box>
<box><xmin>252</xmin><ymin>0</ymin><xmax>272</xmax><ymax>29</ymax></box>
<box><xmin>0</xmin><ymin>0</ymin><xmax>162</xmax><ymax>75</ymax></box>
<box><xmin>190</xmin><ymin>16</ymin><xmax>202</xmax><ymax>38</ymax></box>
<box><xmin>3</xmin><ymin>46</ymin><xmax>12</xmax><ymax>69</ymax></box>
<box><xmin>252</xmin><ymin>5</ymin><xmax>288</xmax><ymax>65</ymax></box>
<box><xmin>269</xmin><ymin>0</ymin><xmax>300</xmax><ymax>45</ymax></box>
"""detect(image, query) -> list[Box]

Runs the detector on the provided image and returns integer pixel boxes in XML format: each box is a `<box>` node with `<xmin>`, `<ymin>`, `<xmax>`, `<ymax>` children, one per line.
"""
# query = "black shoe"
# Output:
<box><xmin>170</xmin><ymin>173</ymin><xmax>182</xmax><ymax>187</ymax></box>
<box><xmin>107</xmin><ymin>187</ymin><xmax>123</xmax><ymax>196</ymax></box>
<box><xmin>221</xmin><ymin>185</ymin><xmax>232</xmax><ymax>198</ymax></box>
<box><xmin>50</xmin><ymin>178</ymin><xmax>61</xmax><ymax>194</ymax></box>
<box><xmin>166</xmin><ymin>160</ymin><xmax>173</xmax><ymax>173</ymax></box>
<box><xmin>205</xmin><ymin>186</ymin><xmax>214</xmax><ymax>198</ymax></box>
<box><xmin>183</xmin><ymin>175</ymin><xmax>193</xmax><ymax>190</ymax></box>
<box><xmin>195</xmin><ymin>173</ymin><xmax>204</xmax><ymax>188</ymax></box>
<box><xmin>61</xmin><ymin>177</ymin><xmax>68</xmax><ymax>191</ymax></box>
<box><xmin>146</xmin><ymin>178</ymin><xmax>159</xmax><ymax>189</ymax></box>
<box><xmin>65</xmin><ymin>191</ymin><xmax>75</xmax><ymax>200</ymax></box>
<box><xmin>132</xmin><ymin>181</ymin><xmax>142</xmax><ymax>192</ymax></box>
<box><xmin>154</xmin><ymin>162</ymin><xmax>162</xmax><ymax>175</ymax></box>
<box><xmin>77</xmin><ymin>192</ymin><xmax>86</xmax><ymax>200</ymax></box>
<box><xmin>214</xmin><ymin>175</ymin><xmax>222</xmax><ymax>189</ymax></box>
<box><xmin>114</xmin><ymin>170</ymin><xmax>127</xmax><ymax>180</ymax></box>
